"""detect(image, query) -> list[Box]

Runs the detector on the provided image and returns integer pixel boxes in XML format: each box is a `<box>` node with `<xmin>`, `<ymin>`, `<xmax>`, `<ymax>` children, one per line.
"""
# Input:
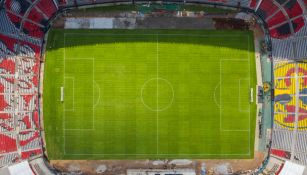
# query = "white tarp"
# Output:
<box><xmin>8</xmin><ymin>161</ymin><xmax>34</xmax><ymax>175</ymax></box>
<box><xmin>279</xmin><ymin>161</ymin><xmax>305</xmax><ymax>175</ymax></box>
<box><xmin>65</xmin><ymin>18</ymin><xmax>113</xmax><ymax>29</ymax></box>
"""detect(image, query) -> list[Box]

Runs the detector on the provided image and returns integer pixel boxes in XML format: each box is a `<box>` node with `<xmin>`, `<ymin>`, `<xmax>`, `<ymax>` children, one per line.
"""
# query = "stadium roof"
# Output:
<box><xmin>279</xmin><ymin>161</ymin><xmax>305</xmax><ymax>175</ymax></box>
<box><xmin>0</xmin><ymin>161</ymin><xmax>33</xmax><ymax>175</ymax></box>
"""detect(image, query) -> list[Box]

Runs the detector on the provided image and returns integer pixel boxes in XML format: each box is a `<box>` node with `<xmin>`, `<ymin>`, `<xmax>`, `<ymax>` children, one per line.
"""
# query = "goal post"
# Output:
<box><xmin>250</xmin><ymin>88</ymin><xmax>253</xmax><ymax>103</ymax></box>
<box><xmin>61</xmin><ymin>87</ymin><xmax>64</xmax><ymax>102</ymax></box>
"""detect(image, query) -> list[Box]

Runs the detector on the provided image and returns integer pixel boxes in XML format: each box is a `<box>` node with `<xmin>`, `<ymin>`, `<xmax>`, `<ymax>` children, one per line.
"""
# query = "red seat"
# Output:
<box><xmin>292</xmin><ymin>17</ymin><xmax>305</xmax><ymax>33</ymax></box>
<box><xmin>33</xmin><ymin>111</ymin><xmax>40</xmax><ymax>128</ymax></box>
<box><xmin>21</xmin><ymin>114</ymin><xmax>32</xmax><ymax>129</ymax></box>
<box><xmin>0</xmin><ymin>34</ymin><xmax>41</xmax><ymax>57</ymax></box>
<box><xmin>0</xmin><ymin>58</ymin><xmax>16</xmax><ymax>74</ymax></box>
<box><xmin>32</xmin><ymin>58</ymin><xmax>40</xmax><ymax>74</ymax></box>
<box><xmin>32</xmin><ymin>75</ymin><xmax>39</xmax><ymax>87</ymax></box>
<box><xmin>27</xmin><ymin>8</ymin><xmax>46</xmax><ymax>25</ymax></box>
<box><xmin>0</xmin><ymin>34</ymin><xmax>18</xmax><ymax>52</ymax></box>
<box><xmin>284</xmin><ymin>1</ymin><xmax>303</xmax><ymax>18</ymax></box>
<box><xmin>0</xmin><ymin>113</ymin><xmax>11</xmax><ymax>120</ymax></box>
<box><xmin>0</xmin><ymin>83</ymin><xmax>4</xmax><ymax>94</ymax></box>
<box><xmin>271</xmin><ymin>149</ymin><xmax>291</xmax><ymax>159</ymax></box>
<box><xmin>258</xmin><ymin>0</ymin><xmax>279</xmax><ymax>20</ymax></box>
<box><xmin>269</xmin><ymin>23</ymin><xmax>291</xmax><ymax>39</ymax></box>
<box><xmin>249</xmin><ymin>0</ymin><xmax>257</xmax><ymax>9</ymax></box>
<box><xmin>267</xmin><ymin>11</ymin><xmax>287</xmax><ymax>28</ymax></box>
<box><xmin>0</xmin><ymin>133</ymin><xmax>17</xmax><ymax>154</ymax></box>
<box><xmin>5</xmin><ymin>0</ymin><xmax>31</xmax><ymax>16</ymax></box>
<box><xmin>0</xmin><ymin>122</ymin><xmax>14</xmax><ymax>131</ymax></box>
<box><xmin>6</xmin><ymin>12</ymin><xmax>22</xmax><ymax>29</ymax></box>
<box><xmin>22</xmin><ymin>21</ymin><xmax>44</xmax><ymax>39</ymax></box>
<box><xmin>0</xmin><ymin>95</ymin><xmax>9</xmax><ymax>111</ymax></box>
<box><xmin>21</xmin><ymin>149</ymin><xmax>42</xmax><ymax>159</ymax></box>
<box><xmin>19</xmin><ymin>41</ymin><xmax>41</xmax><ymax>58</ymax></box>
<box><xmin>36</xmin><ymin>0</ymin><xmax>57</xmax><ymax>18</ymax></box>
<box><xmin>19</xmin><ymin>131</ymin><xmax>40</xmax><ymax>146</ymax></box>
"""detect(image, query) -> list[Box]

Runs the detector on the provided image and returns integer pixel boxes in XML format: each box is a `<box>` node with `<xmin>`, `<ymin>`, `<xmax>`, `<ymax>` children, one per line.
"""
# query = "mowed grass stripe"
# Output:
<box><xmin>44</xmin><ymin>29</ymin><xmax>256</xmax><ymax>159</ymax></box>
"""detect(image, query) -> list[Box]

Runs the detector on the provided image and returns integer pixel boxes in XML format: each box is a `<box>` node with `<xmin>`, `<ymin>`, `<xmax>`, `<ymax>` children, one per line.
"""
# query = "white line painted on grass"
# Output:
<box><xmin>62</xmin><ymin>54</ymin><xmax>96</xmax><ymax>153</ymax></box>
<box><xmin>214</xmin><ymin>82</ymin><xmax>221</xmax><ymax>108</ymax></box>
<box><xmin>93</xmin><ymin>81</ymin><xmax>101</xmax><ymax>108</ymax></box>
<box><xmin>64</xmin><ymin>153</ymin><xmax>251</xmax><ymax>156</ymax></box>
<box><xmin>63</xmin><ymin>33</ymin><xmax>66</xmax><ymax>155</ymax></box>
<box><xmin>238</xmin><ymin>78</ymin><xmax>251</xmax><ymax>113</ymax></box>
<box><xmin>65</xmin><ymin>33</ymin><xmax>252</xmax><ymax>38</ymax></box>
<box><xmin>63</xmin><ymin>76</ymin><xmax>75</xmax><ymax>111</ymax></box>
<box><xmin>219</xmin><ymin>59</ymin><xmax>251</xmax><ymax>135</ymax></box>
<box><xmin>156</xmin><ymin>34</ymin><xmax>159</xmax><ymax>155</ymax></box>
<box><xmin>62</xmin><ymin>33</ymin><xmax>253</xmax><ymax>156</ymax></box>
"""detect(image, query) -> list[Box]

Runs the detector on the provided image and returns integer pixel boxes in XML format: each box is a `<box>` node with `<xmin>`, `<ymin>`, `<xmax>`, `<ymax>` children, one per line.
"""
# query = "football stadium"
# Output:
<box><xmin>0</xmin><ymin>0</ymin><xmax>306</xmax><ymax>175</ymax></box>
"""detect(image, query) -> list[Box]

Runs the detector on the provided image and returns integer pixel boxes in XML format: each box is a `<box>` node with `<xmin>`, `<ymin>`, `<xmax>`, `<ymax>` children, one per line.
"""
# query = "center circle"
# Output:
<box><xmin>141</xmin><ymin>78</ymin><xmax>174</xmax><ymax>112</ymax></box>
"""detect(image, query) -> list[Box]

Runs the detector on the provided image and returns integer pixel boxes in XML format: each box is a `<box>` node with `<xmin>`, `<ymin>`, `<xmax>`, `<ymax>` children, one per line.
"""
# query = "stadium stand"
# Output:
<box><xmin>0</xmin><ymin>0</ymin><xmax>45</xmax><ymax>170</ymax></box>
<box><xmin>271</xmin><ymin>148</ymin><xmax>291</xmax><ymax>159</ymax></box>
<box><xmin>0</xmin><ymin>33</ymin><xmax>18</xmax><ymax>55</ymax></box>
<box><xmin>27</xmin><ymin>8</ymin><xmax>48</xmax><ymax>26</ymax></box>
<box><xmin>283</xmin><ymin>0</ymin><xmax>303</xmax><ymax>19</ymax></box>
<box><xmin>254</xmin><ymin>0</ymin><xmax>305</xmax><ymax>39</ymax></box>
<box><xmin>273</xmin><ymin>61</ymin><xmax>307</xmax><ymax>165</ymax></box>
<box><xmin>257</xmin><ymin>0</ymin><xmax>279</xmax><ymax>20</ymax></box>
<box><xmin>267</xmin><ymin>11</ymin><xmax>287</xmax><ymax>28</ymax></box>
<box><xmin>21</xmin><ymin>148</ymin><xmax>42</xmax><ymax>159</ymax></box>
<box><xmin>0</xmin><ymin>57</ymin><xmax>16</xmax><ymax>75</ymax></box>
<box><xmin>4</xmin><ymin>0</ymin><xmax>31</xmax><ymax>17</ymax></box>
<box><xmin>5</xmin><ymin>11</ymin><xmax>22</xmax><ymax>30</ymax></box>
<box><xmin>0</xmin><ymin>0</ymin><xmax>305</xmax><ymax>174</ymax></box>
<box><xmin>35</xmin><ymin>0</ymin><xmax>58</xmax><ymax>18</ymax></box>
<box><xmin>0</xmin><ymin>133</ymin><xmax>17</xmax><ymax>154</ymax></box>
<box><xmin>0</xmin><ymin>153</ymin><xmax>19</xmax><ymax>167</ymax></box>
<box><xmin>22</xmin><ymin>21</ymin><xmax>45</xmax><ymax>38</ymax></box>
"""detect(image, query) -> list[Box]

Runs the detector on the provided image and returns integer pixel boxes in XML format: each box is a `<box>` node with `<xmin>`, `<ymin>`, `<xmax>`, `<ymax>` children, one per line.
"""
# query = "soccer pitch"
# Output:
<box><xmin>43</xmin><ymin>29</ymin><xmax>256</xmax><ymax>159</ymax></box>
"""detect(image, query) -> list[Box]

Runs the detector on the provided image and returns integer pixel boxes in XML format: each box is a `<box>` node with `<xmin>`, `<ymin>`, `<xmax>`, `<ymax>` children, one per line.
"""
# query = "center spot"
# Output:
<box><xmin>141</xmin><ymin>78</ymin><xmax>174</xmax><ymax>112</ymax></box>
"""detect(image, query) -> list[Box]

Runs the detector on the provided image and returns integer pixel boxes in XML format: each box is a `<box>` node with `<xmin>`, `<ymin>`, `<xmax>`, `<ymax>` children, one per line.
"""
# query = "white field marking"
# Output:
<box><xmin>63</xmin><ymin>33</ymin><xmax>66</xmax><ymax>155</ymax></box>
<box><xmin>238</xmin><ymin>78</ymin><xmax>250</xmax><ymax>113</ymax></box>
<box><xmin>213</xmin><ymin>82</ymin><xmax>221</xmax><ymax>108</ymax></box>
<box><xmin>156</xmin><ymin>34</ymin><xmax>159</xmax><ymax>155</ymax></box>
<box><xmin>63</xmin><ymin>76</ymin><xmax>75</xmax><ymax>111</ymax></box>
<box><xmin>63</xmin><ymin>32</ymin><xmax>96</xmax><ymax>154</ymax></box>
<box><xmin>64</xmin><ymin>33</ymin><xmax>251</xmax><ymax>38</ymax></box>
<box><xmin>63</xmin><ymin>58</ymin><xmax>95</xmax><ymax>132</ymax></box>
<box><xmin>276</xmin><ymin>75</ymin><xmax>307</xmax><ymax>79</ymax></box>
<box><xmin>92</xmin><ymin>58</ymin><xmax>95</xmax><ymax>130</ymax></box>
<box><xmin>219</xmin><ymin>59</ymin><xmax>251</xmax><ymax>134</ymax></box>
<box><xmin>93</xmin><ymin>81</ymin><xmax>101</xmax><ymax>108</ymax></box>
<box><xmin>64</xmin><ymin>153</ymin><xmax>251</xmax><ymax>156</ymax></box>
<box><xmin>140</xmin><ymin>78</ymin><xmax>174</xmax><ymax>112</ymax></box>
<box><xmin>219</xmin><ymin>59</ymin><xmax>222</xmax><ymax>131</ymax></box>
<box><xmin>62</xmin><ymin>33</ymin><xmax>253</xmax><ymax>156</ymax></box>
<box><xmin>64</xmin><ymin>128</ymin><xmax>94</xmax><ymax>131</ymax></box>
<box><xmin>222</xmin><ymin>129</ymin><xmax>250</xmax><ymax>132</ymax></box>
<box><xmin>247</xmin><ymin>35</ymin><xmax>251</xmax><ymax>155</ymax></box>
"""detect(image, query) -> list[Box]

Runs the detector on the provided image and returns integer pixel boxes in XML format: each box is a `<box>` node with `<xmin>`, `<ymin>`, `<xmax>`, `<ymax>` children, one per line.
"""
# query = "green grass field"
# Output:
<box><xmin>44</xmin><ymin>29</ymin><xmax>256</xmax><ymax>159</ymax></box>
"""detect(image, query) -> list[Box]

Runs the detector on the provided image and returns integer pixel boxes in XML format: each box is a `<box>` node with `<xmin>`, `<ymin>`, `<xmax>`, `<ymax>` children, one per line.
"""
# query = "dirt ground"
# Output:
<box><xmin>50</xmin><ymin>151</ymin><xmax>264</xmax><ymax>175</ymax></box>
